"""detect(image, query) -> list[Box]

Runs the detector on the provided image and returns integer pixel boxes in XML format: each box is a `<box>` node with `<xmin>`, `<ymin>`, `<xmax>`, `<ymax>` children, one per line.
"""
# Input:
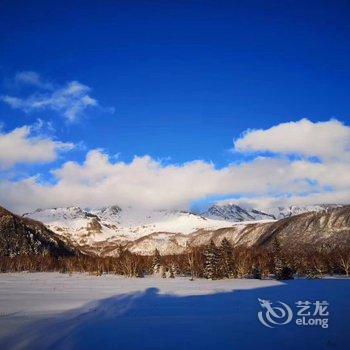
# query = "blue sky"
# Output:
<box><xmin>0</xmin><ymin>1</ymin><xmax>350</xmax><ymax>213</ymax></box>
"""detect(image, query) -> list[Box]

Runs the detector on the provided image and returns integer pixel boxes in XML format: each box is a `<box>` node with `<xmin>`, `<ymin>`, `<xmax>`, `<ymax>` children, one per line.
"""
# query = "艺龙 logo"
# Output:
<box><xmin>257</xmin><ymin>299</ymin><xmax>330</xmax><ymax>328</ymax></box>
<box><xmin>257</xmin><ymin>298</ymin><xmax>293</xmax><ymax>328</ymax></box>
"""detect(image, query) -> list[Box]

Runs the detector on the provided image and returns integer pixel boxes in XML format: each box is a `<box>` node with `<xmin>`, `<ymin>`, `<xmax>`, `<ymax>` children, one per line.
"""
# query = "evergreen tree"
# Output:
<box><xmin>305</xmin><ymin>267</ymin><xmax>318</xmax><ymax>279</ymax></box>
<box><xmin>204</xmin><ymin>240</ymin><xmax>220</xmax><ymax>279</ymax></box>
<box><xmin>251</xmin><ymin>265</ymin><xmax>262</xmax><ymax>279</ymax></box>
<box><xmin>219</xmin><ymin>238</ymin><xmax>235</xmax><ymax>278</ymax></box>
<box><xmin>187</xmin><ymin>250</ymin><xmax>195</xmax><ymax>280</ymax></box>
<box><xmin>169</xmin><ymin>264</ymin><xmax>175</xmax><ymax>278</ymax></box>
<box><xmin>153</xmin><ymin>248</ymin><xmax>161</xmax><ymax>274</ymax></box>
<box><xmin>161</xmin><ymin>265</ymin><xmax>167</xmax><ymax>278</ymax></box>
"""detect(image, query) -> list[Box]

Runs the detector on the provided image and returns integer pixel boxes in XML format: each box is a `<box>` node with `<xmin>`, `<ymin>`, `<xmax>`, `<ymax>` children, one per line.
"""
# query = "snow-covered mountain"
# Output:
<box><xmin>22</xmin><ymin>203</ymin><xmax>347</xmax><ymax>256</ymax></box>
<box><xmin>23</xmin><ymin>207</ymin><xmax>114</xmax><ymax>245</ymax></box>
<box><xmin>23</xmin><ymin>206</ymin><xmax>239</xmax><ymax>248</ymax></box>
<box><xmin>128</xmin><ymin>205</ymin><xmax>350</xmax><ymax>255</ymax></box>
<box><xmin>202</xmin><ymin>204</ymin><xmax>274</xmax><ymax>221</ymax></box>
<box><xmin>263</xmin><ymin>204</ymin><xmax>344</xmax><ymax>220</ymax></box>
<box><xmin>203</xmin><ymin>203</ymin><xmax>344</xmax><ymax>221</ymax></box>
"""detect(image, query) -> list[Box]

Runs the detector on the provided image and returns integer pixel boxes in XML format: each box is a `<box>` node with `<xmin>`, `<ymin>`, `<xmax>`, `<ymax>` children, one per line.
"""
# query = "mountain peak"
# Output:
<box><xmin>90</xmin><ymin>205</ymin><xmax>122</xmax><ymax>219</ymax></box>
<box><xmin>202</xmin><ymin>203</ymin><xmax>274</xmax><ymax>221</ymax></box>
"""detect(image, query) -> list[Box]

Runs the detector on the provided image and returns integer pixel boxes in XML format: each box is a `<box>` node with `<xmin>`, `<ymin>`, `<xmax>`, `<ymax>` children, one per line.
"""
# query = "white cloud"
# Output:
<box><xmin>1</xmin><ymin>73</ymin><xmax>100</xmax><ymax>122</ymax></box>
<box><xmin>1</xmin><ymin>119</ymin><xmax>350</xmax><ymax>214</ymax></box>
<box><xmin>1</xmin><ymin>148</ymin><xmax>350</xmax><ymax>214</ymax></box>
<box><xmin>0</xmin><ymin>96</ymin><xmax>24</xmax><ymax>109</ymax></box>
<box><xmin>234</xmin><ymin>119</ymin><xmax>350</xmax><ymax>160</ymax></box>
<box><xmin>0</xmin><ymin>125</ymin><xmax>74</xmax><ymax>169</ymax></box>
<box><xmin>14</xmin><ymin>71</ymin><xmax>53</xmax><ymax>90</ymax></box>
<box><xmin>216</xmin><ymin>191</ymin><xmax>350</xmax><ymax>211</ymax></box>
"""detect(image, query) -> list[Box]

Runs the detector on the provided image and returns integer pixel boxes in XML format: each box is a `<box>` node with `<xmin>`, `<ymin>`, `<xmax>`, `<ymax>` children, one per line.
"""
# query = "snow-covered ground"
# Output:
<box><xmin>0</xmin><ymin>273</ymin><xmax>349</xmax><ymax>349</ymax></box>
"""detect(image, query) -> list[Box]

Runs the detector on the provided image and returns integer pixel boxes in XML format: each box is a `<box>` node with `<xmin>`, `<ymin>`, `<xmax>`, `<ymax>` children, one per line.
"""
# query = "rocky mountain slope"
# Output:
<box><xmin>189</xmin><ymin>205</ymin><xmax>350</xmax><ymax>249</ymax></box>
<box><xmin>0</xmin><ymin>206</ymin><xmax>75</xmax><ymax>257</ymax></box>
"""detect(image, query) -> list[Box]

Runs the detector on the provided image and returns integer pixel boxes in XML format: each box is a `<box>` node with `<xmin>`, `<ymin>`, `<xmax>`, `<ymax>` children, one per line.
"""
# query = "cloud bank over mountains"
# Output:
<box><xmin>0</xmin><ymin>72</ymin><xmax>349</xmax><ymax>213</ymax></box>
<box><xmin>0</xmin><ymin>116</ymin><xmax>349</xmax><ymax>213</ymax></box>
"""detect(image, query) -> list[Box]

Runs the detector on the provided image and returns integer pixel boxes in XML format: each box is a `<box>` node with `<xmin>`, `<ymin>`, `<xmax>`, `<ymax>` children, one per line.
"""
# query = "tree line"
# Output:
<box><xmin>0</xmin><ymin>238</ymin><xmax>349</xmax><ymax>280</ymax></box>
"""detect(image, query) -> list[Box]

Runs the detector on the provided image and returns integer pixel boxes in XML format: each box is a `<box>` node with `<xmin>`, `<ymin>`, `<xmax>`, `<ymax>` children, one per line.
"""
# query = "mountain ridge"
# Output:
<box><xmin>202</xmin><ymin>203</ymin><xmax>344</xmax><ymax>221</ymax></box>
<box><xmin>20</xmin><ymin>203</ymin><xmax>349</xmax><ymax>255</ymax></box>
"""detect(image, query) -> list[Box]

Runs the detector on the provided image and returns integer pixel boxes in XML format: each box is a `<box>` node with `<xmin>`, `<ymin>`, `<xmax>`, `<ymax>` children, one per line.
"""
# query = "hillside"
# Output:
<box><xmin>0</xmin><ymin>206</ymin><xmax>75</xmax><ymax>258</ymax></box>
<box><xmin>187</xmin><ymin>205</ymin><xmax>350</xmax><ymax>250</ymax></box>
<box><xmin>126</xmin><ymin>205</ymin><xmax>350</xmax><ymax>255</ymax></box>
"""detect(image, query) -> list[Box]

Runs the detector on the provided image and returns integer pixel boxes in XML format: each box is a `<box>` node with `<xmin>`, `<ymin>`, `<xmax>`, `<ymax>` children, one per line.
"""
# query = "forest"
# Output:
<box><xmin>1</xmin><ymin>238</ymin><xmax>349</xmax><ymax>280</ymax></box>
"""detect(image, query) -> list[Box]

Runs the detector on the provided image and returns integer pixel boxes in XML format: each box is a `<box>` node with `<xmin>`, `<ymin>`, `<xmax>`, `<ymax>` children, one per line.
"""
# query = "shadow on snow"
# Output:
<box><xmin>1</xmin><ymin>279</ymin><xmax>350</xmax><ymax>350</ymax></box>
